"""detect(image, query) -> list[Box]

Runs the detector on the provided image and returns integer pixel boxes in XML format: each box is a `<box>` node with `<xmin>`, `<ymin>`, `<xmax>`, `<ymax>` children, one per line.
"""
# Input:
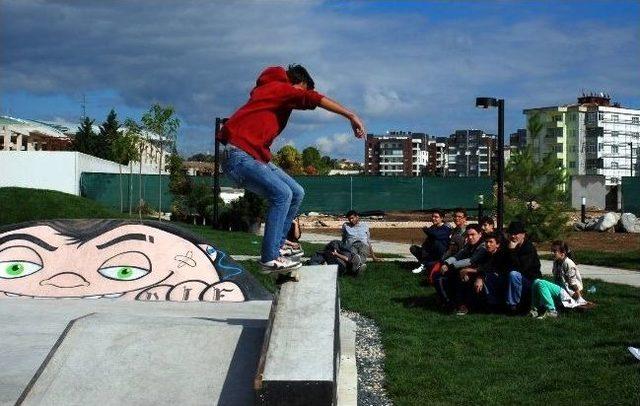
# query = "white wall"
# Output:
<box><xmin>0</xmin><ymin>151</ymin><xmax>165</xmax><ymax>196</ymax></box>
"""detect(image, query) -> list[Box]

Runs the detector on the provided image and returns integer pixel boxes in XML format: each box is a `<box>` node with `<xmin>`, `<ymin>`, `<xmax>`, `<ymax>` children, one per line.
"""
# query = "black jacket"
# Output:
<box><xmin>478</xmin><ymin>247</ymin><xmax>511</xmax><ymax>278</ymax></box>
<box><xmin>508</xmin><ymin>239</ymin><xmax>541</xmax><ymax>280</ymax></box>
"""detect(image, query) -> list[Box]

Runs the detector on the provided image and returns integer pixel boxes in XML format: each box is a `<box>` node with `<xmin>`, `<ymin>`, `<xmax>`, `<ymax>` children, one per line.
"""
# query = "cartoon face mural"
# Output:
<box><xmin>0</xmin><ymin>220</ymin><xmax>270</xmax><ymax>302</ymax></box>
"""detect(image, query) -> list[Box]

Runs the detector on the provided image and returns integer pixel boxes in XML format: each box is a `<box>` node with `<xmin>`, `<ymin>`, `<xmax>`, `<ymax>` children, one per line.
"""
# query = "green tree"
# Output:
<box><xmin>166</xmin><ymin>152</ymin><xmax>191</xmax><ymax>196</ymax></box>
<box><xmin>112</xmin><ymin>123</ymin><xmax>141</xmax><ymax>214</ymax></box>
<box><xmin>504</xmin><ymin>149</ymin><xmax>570</xmax><ymax>242</ymax></box>
<box><xmin>141</xmin><ymin>104</ymin><xmax>180</xmax><ymax>220</ymax></box>
<box><xmin>73</xmin><ymin>117</ymin><xmax>97</xmax><ymax>155</ymax></box>
<box><xmin>187</xmin><ymin>153</ymin><xmax>215</xmax><ymax>162</ymax></box>
<box><xmin>273</xmin><ymin>145</ymin><xmax>304</xmax><ymax>175</ymax></box>
<box><xmin>100</xmin><ymin>109</ymin><xmax>121</xmax><ymax>161</ymax></box>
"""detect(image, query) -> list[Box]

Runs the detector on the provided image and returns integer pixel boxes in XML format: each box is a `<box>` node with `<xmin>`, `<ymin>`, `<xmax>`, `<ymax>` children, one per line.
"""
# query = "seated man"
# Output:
<box><xmin>505</xmin><ymin>221</ymin><xmax>541</xmax><ymax>313</ymax></box>
<box><xmin>433</xmin><ymin>224</ymin><xmax>487</xmax><ymax>314</ymax></box>
<box><xmin>472</xmin><ymin>232</ymin><xmax>511</xmax><ymax>312</ymax></box>
<box><xmin>309</xmin><ymin>210</ymin><xmax>379</xmax><ymax>275</ymax></box>
<box><xmin>410</xmin><ymin>209</ymin><xmax>451</xmax><ymax>274</ymax></box>
<box><xmin>442</xmin><ymin>208</ymin><xmax>468</xmax><ymax>260</ymax></box>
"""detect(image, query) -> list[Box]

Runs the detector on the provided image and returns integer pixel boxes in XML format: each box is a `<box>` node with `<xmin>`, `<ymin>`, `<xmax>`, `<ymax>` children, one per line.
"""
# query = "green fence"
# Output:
<box><xmin>80</xmin><ymin>173</ymin><xmax>493</xmax><ymax>214</ymax></box>
<box><xmin>622</xmin><ymin>176</ymin><xmax>640</xmax><ymax>215</ymax></box>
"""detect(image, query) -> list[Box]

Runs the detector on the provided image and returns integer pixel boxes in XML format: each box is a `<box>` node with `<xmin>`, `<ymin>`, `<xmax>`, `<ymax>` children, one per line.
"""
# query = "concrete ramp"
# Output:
<box><xmin>17</xmin><ymin>313</ymin><xmax>263</xmax><ymax>405</ymax></box>
<box><xmin>256</xmin><ymin>265</ymin><xmax>340</xmax><ymax>405</ymax></box>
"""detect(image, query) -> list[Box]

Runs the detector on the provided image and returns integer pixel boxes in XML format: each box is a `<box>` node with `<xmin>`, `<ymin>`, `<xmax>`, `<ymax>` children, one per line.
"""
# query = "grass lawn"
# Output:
<box><xmin>0</xmin><ymin>187</ymin><xmax>129</xmax><ymax>225</ymax></box>
<box><xmin>181</xmin><ymin>226</ymin><xmax>640</xmax><ymax>405</ymax></box>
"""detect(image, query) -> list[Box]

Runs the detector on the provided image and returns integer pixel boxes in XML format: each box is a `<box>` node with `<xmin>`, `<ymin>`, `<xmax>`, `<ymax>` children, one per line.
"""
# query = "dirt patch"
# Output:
<box><xmin>305</xmin><ymin>227</ymin><xmax>640</xmax><ymax>253</ymax></box>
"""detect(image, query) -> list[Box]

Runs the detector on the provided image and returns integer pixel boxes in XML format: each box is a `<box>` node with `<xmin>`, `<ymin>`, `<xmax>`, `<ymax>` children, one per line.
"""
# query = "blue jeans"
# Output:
<box><xmin>483</xmin><ymin>272</ymin><xmax>506</xmax><ymax>306</ymax></box>
<box><xmin>506</xmin><ymin>270</ymin><xmax>533</xmax><ymax>308</ymax></box>
<box><xmin>222</xmin><ymin>147</ymin><xmax>305</xmax><ymax>262</ymax></box>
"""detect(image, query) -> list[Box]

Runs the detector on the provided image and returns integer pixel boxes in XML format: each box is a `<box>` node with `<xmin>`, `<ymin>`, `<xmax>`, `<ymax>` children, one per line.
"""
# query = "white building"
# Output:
<box><xmin>365</xmin><ymin>131</ymin><xmax>430</xmax><ymax>176</ymax></box>
<box><xmin>1</xmin><ymin>116</ymin><xmax>72</xmax><ymax>151</ymax></box>
<box><xmin>524</xmin><ymin>94</ymin><xmax>640</xmax><ymax>186</ymax></box>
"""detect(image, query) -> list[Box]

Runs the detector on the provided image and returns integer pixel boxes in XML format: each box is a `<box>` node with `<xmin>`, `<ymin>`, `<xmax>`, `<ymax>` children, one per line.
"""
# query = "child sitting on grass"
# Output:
<box><xmin>529</xmin><ymin>240</ymin><xmax>588</xmax><ymax>319</ymax></box>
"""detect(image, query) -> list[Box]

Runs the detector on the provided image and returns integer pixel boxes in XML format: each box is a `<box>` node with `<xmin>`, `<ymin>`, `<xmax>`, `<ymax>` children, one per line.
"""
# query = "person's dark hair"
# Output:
<box><xmin>465</xmin><ymin>224</ymin><xmax>482</xmax><ymax>234</ymax></box>
<box><xmin>286</xmin><ymin>64</ymin><xmax>315</xmax><ymax>89</ymax></box>
<box><xmin>453</xmin><ymin>208</ymin><xmax>467</xmax><ymax>218</ymax></box>
<box><xmin>431</xmin><ymin>209</ymin><xmax>445</xmax><ymax>217</ymax></box>
<box><xmin>479</xmin><ymin>216</ymin><xmax>494</xmax><ymax>227</ymax></box>
<box><xmin>551</xmin><ymin>239</ymin><xmax>575</xmax><ymax>261</ymax></box>
<box><xmin>484</xmin><ymin>232</ymin><xmax>501</xmax><ymax>244</ymax></box>
<box><xmin>346</xmin><ymin>210</ymin><xmax>359</xmax><ymax>217</ymax></box>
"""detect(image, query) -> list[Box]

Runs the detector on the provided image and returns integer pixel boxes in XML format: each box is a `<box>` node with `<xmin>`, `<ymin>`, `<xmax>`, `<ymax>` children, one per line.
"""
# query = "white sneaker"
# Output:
<box><xmin>629</xmin><ymin>347</ymin><xmax>640</xmax><ymax>361</ymax></box>
<box><xmin>280</xmin><ymin>246</ymin><xmax>304</xmax><ymax>258</ymax></box>
<box><xmin>411</xmin><ymin>264</ymin><xmax>425</xmax><ymax>274</ymax></box>
<box><xmin>260</xmin><ymin>256</ymin><xmax>303</xmax><ymax>274</ymax></box>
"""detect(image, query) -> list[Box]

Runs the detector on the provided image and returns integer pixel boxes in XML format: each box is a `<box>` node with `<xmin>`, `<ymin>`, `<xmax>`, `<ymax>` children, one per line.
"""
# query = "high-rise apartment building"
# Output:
<box><xmin>364</xmin><ymin>131</ymin><xmax>430</xmax><ymax>176</ymax></box>
<box><xmin>509</xmin><ymin>129</ymin><xmax>527</xmax><ymax>151</ymax></box>
<box><xmin>446</xmin><ymin>129</ymin><xmax>496</xmax><ymax>177</ymax></box>
<box><xmin>524</xmin><ymin>94</ymin><xmax>640</xmax><ymax>185</ymax></box>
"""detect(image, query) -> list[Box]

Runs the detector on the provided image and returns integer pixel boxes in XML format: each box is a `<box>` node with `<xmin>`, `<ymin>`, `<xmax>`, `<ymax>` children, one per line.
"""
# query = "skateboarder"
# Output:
<box><xmin>219</xmin><ymin>65</ymin><xmax>365</xmax><ymax>273</ymax></box>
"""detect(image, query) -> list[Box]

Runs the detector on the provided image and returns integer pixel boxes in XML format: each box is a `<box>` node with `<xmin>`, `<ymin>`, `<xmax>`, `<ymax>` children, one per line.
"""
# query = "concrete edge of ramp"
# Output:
<box><xmin>337</xmin><ymin>316</ymin><xmax>357</xmax><ymax>406</ymax></box>
<box><xmin>255</xmin><ymin>265</ymin><xmax>339</xmax><ymax>406</ymax></box>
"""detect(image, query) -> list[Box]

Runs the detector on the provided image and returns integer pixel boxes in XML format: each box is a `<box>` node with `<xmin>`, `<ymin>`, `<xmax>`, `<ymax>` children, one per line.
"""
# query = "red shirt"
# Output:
<box><xmin>219</xmin><ymin>66</ymin><xmax>324</xmax><ymax>162</ymax></box>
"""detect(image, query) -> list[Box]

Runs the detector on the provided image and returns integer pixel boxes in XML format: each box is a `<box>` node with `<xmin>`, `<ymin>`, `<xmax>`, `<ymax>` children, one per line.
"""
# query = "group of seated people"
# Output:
<box><xmin>306</xmin><ymin>208</ymin><xmax>589</xmax><ymax>318</ymax></box>
<box><xmin>410</xmin><ymin>208</ymin><xmax>589</xmax><ymax>318</ymax></box>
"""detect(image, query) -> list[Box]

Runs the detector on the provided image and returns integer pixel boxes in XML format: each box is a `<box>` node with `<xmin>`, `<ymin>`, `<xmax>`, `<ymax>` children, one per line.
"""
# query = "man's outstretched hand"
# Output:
<box><xmin>350</xmin><ymin>114</ymin><xmax>365</xmax><ymax>138</ymax></box>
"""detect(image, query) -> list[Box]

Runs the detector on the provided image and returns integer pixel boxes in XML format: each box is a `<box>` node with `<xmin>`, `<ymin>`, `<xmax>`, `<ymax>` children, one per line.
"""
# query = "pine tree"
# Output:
<box><xmin>73</xmin><ymin>117</ymin><xmax>97</xmax><ymax>155</ymax></box>
<box><xmin>100</xmin><ymin>109</ymin><xmax>121</xmax><ymax>161</ymax></box>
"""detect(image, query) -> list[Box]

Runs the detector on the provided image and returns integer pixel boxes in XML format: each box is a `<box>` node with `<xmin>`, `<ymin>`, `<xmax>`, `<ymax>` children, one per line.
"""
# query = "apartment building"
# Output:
<box><xmin>365</xmin><ymin>131</ymin><xmax>429</xmax><ymax>176</ymax></box>
<box><xmin>524</xmin><ymin>93</ymin><xmax>640</xmax><ymax>185</ymax></box>
<box><xmin>446</xmin><ymin>129</ymin><xmax>496</xmax><ymax>177</ymax></box>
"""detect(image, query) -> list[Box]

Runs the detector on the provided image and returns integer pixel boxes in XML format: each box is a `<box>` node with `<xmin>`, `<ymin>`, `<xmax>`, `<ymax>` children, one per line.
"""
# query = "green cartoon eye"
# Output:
<box><xmin>98</xmin><ymin>266</ymin><xmax>149</xmax><ymax>281</ymax></box>
<box><xmin>0</xmin><ymin>261</ymin><xmax>43</xmax><ymax>279</ymax></box>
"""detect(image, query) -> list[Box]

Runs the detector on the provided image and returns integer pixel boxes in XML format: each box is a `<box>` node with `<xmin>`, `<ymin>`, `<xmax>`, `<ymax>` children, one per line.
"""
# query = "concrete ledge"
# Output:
<box><xmin>256</xmin><ymin>265</ymin><xmax>339</xmax><ymax>406</ymax></box>
<box><xmin>337</xmin><ymin>316</ymin><xmax>357</xmax><ymax>406</ymax></box>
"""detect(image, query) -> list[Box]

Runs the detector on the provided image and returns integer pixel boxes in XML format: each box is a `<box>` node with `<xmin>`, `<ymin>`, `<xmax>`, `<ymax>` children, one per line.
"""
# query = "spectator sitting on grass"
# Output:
<box><xmin>505</xmin><ymin>221</ymin><xmax>542</xmax><ymax>314</ymax></box>
<box><xmin>442</xmin><ymin>208</ymin><xmax>468</xmax><ymax>260</ymax></box>
<box><xmin>308</xmin><ymin>210</ymin><xmax>379</xmax><ymax>275</ymax></box>
<box><xmin>433</xmin><ymin>224</ymin><xmax>487</xmax><ymax>314</ymax></box>
<box><xmin>410</xmin><ymin>209</ymin><xmax>451</xmax><ymax>274</ymax></box>
<box><xmin>529</xmin><ymin>240</ymin><xmax>589</xmax><ymax>319</ymax></box>
<box><xmin>471</xmin><ymin>232</ymin><xmax>511</xmax><ymax>312</ymax></box>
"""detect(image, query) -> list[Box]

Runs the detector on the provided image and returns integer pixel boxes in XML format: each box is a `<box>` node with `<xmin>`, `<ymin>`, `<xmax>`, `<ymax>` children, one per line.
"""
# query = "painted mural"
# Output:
<box><xmin>0</xmin><ymin>219</ymin><xmax>270</xmax><ymax>302</ymax></box>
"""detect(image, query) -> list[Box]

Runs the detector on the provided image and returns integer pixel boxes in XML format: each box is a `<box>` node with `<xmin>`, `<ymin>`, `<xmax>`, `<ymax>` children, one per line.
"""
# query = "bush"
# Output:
<box><xmin>218</xmin><ymin>191</ymin><xmax>267</xmax><ymax>232</ymax></box>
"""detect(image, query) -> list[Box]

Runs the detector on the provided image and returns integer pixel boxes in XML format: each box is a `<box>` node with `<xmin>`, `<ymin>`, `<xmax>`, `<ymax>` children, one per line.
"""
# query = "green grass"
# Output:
<box><xmin>189</xmin><ymin>228</ymin><xmax>640</xmax><ymax>405</ymax></box>
<box><xmin>542</xmin><ymin>249</ymin><xmax>640</xmax><ymax>271</ymax></box>
<box><xmin>0</xmin><ymin>187</ymin><xmax>127</xmax><ymax>225</ymax></box>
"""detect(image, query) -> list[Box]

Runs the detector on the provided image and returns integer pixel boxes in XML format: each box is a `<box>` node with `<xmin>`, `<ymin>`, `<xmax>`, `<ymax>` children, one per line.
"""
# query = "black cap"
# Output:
<box><xmin>507</xmin><ymin>221</ymin><xmax>526</xmax><ymax>234</ymax></box>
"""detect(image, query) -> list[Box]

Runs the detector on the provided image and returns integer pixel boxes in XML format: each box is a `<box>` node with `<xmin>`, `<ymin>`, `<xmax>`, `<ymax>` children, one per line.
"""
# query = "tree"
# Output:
<box><xmin>141</xmin><ymin>104</ymin><xmax>180</xmax><ymax>220</ymax></box>
<box><xmin>273</xmin><ymin>145</ymin><xmax>304</xmax><ymax>175</ymax></box>
<box><xmin>302</xmin><ymin>147</ymin><xmax>322</xmax><ymax>168</ymax></box>
<box><xmin>112</xmin><ymin>122</ymin><xmax>141</xmax><ymax>214</ymax></box>
<box><xmin>166</xmin><ymin>152</ymin><xmax>191</xmax><ymax>196</ymax></box>
<box><xmin>100</xmin><ymin>109</ymin><xmax>121</xmax><ymax>161</ymax></box>
<box><xmin>304</xmin><ymin>165</ymin><xmax>318</xmax><ymax>175</ymax></box>
<box><xmin>504</xmin><ymin>141</ymin><xmax>570</xmax><ymax>242</ymax></box>
<box><xmin>73</xmin><ymin>117</ymin><xmax>97</xmax><ymax>155</ymax></box>
<box><xmin>187</xmin><ymin>153</ymin><xmax>215</xmax><ymax>162</ymax></box>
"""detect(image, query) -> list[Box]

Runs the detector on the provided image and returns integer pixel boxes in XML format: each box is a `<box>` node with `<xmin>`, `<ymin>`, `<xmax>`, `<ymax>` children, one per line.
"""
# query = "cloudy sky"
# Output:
<box><xmin>2</xmin><ymin>0</ymin><xmax>639</xmax><ymax>161</ymax></box>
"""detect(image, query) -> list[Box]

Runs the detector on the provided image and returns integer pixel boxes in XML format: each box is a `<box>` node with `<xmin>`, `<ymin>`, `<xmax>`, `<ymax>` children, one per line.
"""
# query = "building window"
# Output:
<box><xmin>611</xmin><ymin>145</ymin><xmax>618</xmax><ymax>154</ymax></box>
<box><xmin>587</xmin><ymin>113</ymin><xmax>597</xmax><ymax>123</ymax></box>
<box><xmin>632</xmin><ymin>116</ymin><xmax>639</xmax><ymax>124</ymax></box>
<box><xmin>569</xmin><ymin>161</ymin><xmax>576</xmax><ymax>169</ymax></box>
<box><xmin>597</xmin><ymin>144</ymin><xmax>603</xmax><ymax>152</ymax></box>
<box><xmin>612</xmin><ymin>114</ymin><xmax>619</xmax><ymax>122</ymax></box>
<box><xmin>611</xmin><ymin>162</ymin><xmax>618</xmax><ymax>169</ymax></box>
<box><xmin>598</xmin><ymin>113</ymin><xmax>604</xmax><ymax>121</ymax></box>
<box><xmin>611</xmin><ymin>131</ymin><xmax>618</xmax><ymax>137</ymax></box>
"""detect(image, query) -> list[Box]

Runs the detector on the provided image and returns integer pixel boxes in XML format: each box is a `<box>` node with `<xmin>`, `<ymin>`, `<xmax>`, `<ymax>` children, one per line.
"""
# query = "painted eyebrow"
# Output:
<box><xmin>96</xmin><ymin>233</ymin><xmax>147</xmax><ymax>249</ymax></box>
<box><xmin>0</xmin><ymin>234</ymin><xmax>58</xmax><ymax>251</ymax></box>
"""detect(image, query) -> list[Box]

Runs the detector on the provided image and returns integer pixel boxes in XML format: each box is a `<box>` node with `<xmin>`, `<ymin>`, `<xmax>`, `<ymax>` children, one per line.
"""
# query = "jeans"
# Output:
<box><xmin>483</xmin><ymin>272</ymin><xmax>507</xmax><ymax>306</ymax></box>
<box><xmin>506</xmin><ymin>270</ymin><xmax>533</xmax><ymax>308</ymax></box>
<box><xmin>222</xmin><ymin>147</ymin><xmax>304</xmax><ymax>262</ymax></box>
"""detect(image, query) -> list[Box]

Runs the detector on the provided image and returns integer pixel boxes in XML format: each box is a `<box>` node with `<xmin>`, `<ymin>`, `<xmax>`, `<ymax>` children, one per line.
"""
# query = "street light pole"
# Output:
<box><xmin>497</xmin><ymin>99</ymin><xmax>505</xmax><ymax>233</ymax></box>
<box><xmin>476</xmin><ymin>97</ymin><xmax>505</xmax><ymax>233</ymax></box>
<box><xmin>212</xmin><ymin>117</ymin><xmax>226</xmax><ymax>229</ymax></box>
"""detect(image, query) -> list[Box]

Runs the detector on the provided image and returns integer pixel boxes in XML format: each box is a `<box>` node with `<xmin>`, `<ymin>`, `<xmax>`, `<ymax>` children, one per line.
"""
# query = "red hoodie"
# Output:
<box><xmin>219</xmin><ymin>66</ymin><xmax>325</xmax><ymax>162</ymax></box>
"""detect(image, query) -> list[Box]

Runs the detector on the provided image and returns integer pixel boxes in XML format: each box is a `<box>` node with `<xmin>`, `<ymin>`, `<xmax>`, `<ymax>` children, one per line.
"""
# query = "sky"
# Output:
<box><xmin>1</xmin><ymin>0</ymin><xmax>639</xmax><ymax>161</ymax></box>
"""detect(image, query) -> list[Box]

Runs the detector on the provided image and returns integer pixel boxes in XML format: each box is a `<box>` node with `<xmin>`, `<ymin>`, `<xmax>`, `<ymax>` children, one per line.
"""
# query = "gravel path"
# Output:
<box><xmin>342</xmin><ymin>310</ymin><xmax>393</xmax><ymax>406</ymax></box>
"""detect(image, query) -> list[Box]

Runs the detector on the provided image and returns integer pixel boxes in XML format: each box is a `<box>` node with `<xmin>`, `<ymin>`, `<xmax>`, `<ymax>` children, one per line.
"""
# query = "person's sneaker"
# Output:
<box><xmin>279</xmin><ymin>246</ymin><xmax>304</xmax><ymax>259</ymax></box>
<box><xmin>536</xmin><ymin>310</ymin><xmax>559</xmax><ymax>319</ymax></box>
<box><xmin>455</xmin><ymin>305</ymin><xmax>469</xmax><ymax>316</ymax></box>
<box><xmin>629</xmin><ymin>347</ymin><xmax>640</xmax><ymax>361</ymax></box>
<box><xmin>411</xmin><ymin>264</ymin><xmax>425</xmax><ymax>274</ymax></box>
<box><xmin>527</xmin><ymin>309</ymin><xmax>539</xmax><ymax>318</ymax></box>
<box><xmin>259</xmin><ymin>256</ymin><xmax>303</xmax><ymax>274</ymax></box>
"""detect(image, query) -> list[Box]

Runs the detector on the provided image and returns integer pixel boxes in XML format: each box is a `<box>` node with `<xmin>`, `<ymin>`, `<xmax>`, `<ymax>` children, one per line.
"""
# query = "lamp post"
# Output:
<box><xmin>476</xmin><ymin>97</ymin><xmax>505</xmax><ymax>233</ymax></box>
<box><xmin>213</xmin><ymin>117</ymin><xmax>228</xmax><ymax>229</ymax></box>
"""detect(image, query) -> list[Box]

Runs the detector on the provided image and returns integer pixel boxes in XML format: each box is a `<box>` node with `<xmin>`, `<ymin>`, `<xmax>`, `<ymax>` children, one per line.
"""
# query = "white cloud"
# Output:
<box><xmin>315</xmin><ymin>132</ymin><xmax>352</xmax><ymax>154</ymax></box>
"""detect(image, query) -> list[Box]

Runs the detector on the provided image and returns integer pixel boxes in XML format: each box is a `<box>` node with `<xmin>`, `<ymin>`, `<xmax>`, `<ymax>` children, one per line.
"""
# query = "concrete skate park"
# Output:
<box><xmin>0</xmin><ymin>219</ymin><xmax>356</xmax><ymax>405</ymax></box>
